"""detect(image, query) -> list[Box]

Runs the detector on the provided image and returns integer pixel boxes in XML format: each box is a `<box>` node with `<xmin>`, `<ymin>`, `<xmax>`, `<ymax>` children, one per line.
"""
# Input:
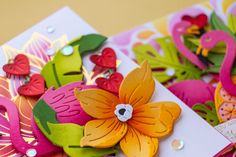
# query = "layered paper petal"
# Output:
<box><xmin>120</xmin><ymin>127</ymin><xmax>158</xmax><ymax>157</ymax></box>
<box><xmin>80</xmin><ymin>118</ymin><xmax>127</xmax><ymax>148</ymax></box>
<box><xmin>0</xmin><ymin>76</ymin><xmax>11</xmax><ymax>98</ymax></box>
<box><xmin>13</xmin><ymin>96</ymin><xmax>38</xmax><ymax>134</ymax></box>
<box><xmin>75</xmin><ymin>89</ymin><xmax>119</xmax><ymax>119</ymax></box>
<box><xmin>119</xmin><ymin>61</ymin><xmax>155</xmax><ymax>108</ymax></box>
<box><xmin>128</xmin><ymin>102</ymin><xmax>181</xmax><ymax>137</ymax></box>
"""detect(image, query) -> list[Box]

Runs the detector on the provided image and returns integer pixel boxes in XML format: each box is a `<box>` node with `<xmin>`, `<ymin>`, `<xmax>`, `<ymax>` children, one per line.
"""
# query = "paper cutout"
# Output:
<box><xmin>75</xmin><ymin>61</ymin><xmax>181</xmax><ymax>157</ymax></box>
<box><xmin>70</xmin><ymin>34</ymin><xmax>107</xmax><ymax>55</ymax></box>
<box><xmin>210</xmin><ymin>12</ymin><xmax>236</xmax><ymax>41</ymax></box>
<box><xmin>41</xmin><ymin>45</ymin><xmax>83</xmax><ymax>88</ymax></box>
<box><xmin>200</xmin><ymin>31</ymin><xmax>236</xmax><ymax>96</ymax></box>
<box><xmin>228</xmin><ymin>13</ymin><xmax>236</xmax><ymax>34</ymax></box>
<box><xmin>95</xmin><ymin>72</ymin><xmax>123</xmax><ymax>93</ymax></box>
<box><xmin>214</xmin><ymin>78</ymin><xmax>236</xmax><ymax>123</ymax></box>
<box><xmin>182</xmin><ymin>13</ymin><xmax>208</xmax><ymax>29</ymax></box>
<box><xmin>0</xmin><ymin>96</ymin><xmax>39</xmax><ymax>157</ymax></box>
<box><xmin>133</xmin><ymin>37</ymin><xmax>202</xmax><ymax>83</ymax></box>
<box><xmin>18</xmin><ymin>74</ymin><xmax>45</xmax><ymax>96</ymax></box>
<box><xmin>168</xmin><ymin>80</ymin><xmax>215</xmax><ymax>108</ymax></box>
<box><xmin>33</xmin><ymin>99</ymin><xmax>117</xmax><ymax>157</ymax></box>
<box><xmin>2</xmin><ymin>54</ymin><xmax>30</xmax><ymax>77</ymax></box>
<box><xmin>187</xmin><ymin>38</ymin><xmax>226</xmax><ymax>54</ymax></box>
<box><xmin>0</xmin><ymin>76</ymin><xmax>11</xmax><ymax>98</ymax></box>
<box><xmin>0</xmin><ymin>96</ymin><xmax>58</xmax><ymax>156</ymax></box>
<box><xmin>192</xmin><ymin>101</ymin><xmax>219</xmax><ymax>126</ymax></box>
<box><xmin>172</xmin><ymin>21</ymin><xmax>207</xmax><ymax>69</ymax></box>
<box><xmin>90</xmin><ymin>47</ymin><xmax>117</xmax><ymax>69</ymax></box>
<box><xmin>207</xmin><ymin>53</ymin><xmax>236</xmax><ymax>74</ymax></box>
<box><xmin>39</xmin><ymin>81</ymin><xmax>93</xmax><ymax>125</ymax></box>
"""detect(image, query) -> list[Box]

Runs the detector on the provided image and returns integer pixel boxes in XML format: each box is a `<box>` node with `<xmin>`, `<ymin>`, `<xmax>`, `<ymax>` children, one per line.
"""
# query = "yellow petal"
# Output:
<box><xmin>119</xmin><ymin>61</ymin><xmax>155</xmax><ymax>108</ymax></box>
<box><xmin>120</xmin><ymin>127</ymin><xmax>158</xmax><ymax>157</ymax></box>
<box><xmin>80</xmin><ymin>118</ymin><xmax>127</xmax><ymax>148</ymax></box>
<box><xmin>75</xmin><ymin>89</ymin><xmax>120</xmax><ymax>119</ymax></box>
<box><xmin>129</xmin><ymin>102</ymin><xmax>181</xmax><ymax>137</ymax></box>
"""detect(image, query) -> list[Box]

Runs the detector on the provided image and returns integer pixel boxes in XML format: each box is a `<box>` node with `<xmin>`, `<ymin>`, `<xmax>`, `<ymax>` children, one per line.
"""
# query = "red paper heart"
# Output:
<box><xmin>90</xmin><ymin>47</ymin><xmax>116</xmax><ymax>68</ymax></box>
<box><xmin>18</xmin><ymin>74</ymin><xmax>45</xmax><ymax>96</ymax></box>
<box><xmin>182</xmin><ymin>13</ymin><xmax>208</xmax><ymax>29</ymax></box>
<box><xmin>96</xmin><ymin>72</ymin><xmax>123</xmax><ymax>93</ymax></box>
<box><xmin>3</xmin><ymin>54</ymin><xmax>30</xmax><ymax>76</ymax></box>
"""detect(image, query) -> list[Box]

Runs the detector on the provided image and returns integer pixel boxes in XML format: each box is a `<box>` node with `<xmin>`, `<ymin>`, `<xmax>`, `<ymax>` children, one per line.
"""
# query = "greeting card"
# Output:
<box><xmin>110</xmin><ymin>0</ymin><xmax>236</xmax><ymax>156</ymax></box>
<box><xmin>0</xmin><ymin>5</ymin><xmax>232</xmax><ymax>157</ymax></box>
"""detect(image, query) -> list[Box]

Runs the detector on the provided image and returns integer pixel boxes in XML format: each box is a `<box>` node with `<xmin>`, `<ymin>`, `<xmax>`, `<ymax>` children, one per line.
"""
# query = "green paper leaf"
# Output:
<box><xmin>70</xmin><ymin>34</ymin><xmax>107</xmax><ymax>55</ymax></box>
<box><xmin>210</xmin><ymin>12</ymin><xmax>236</xmax><ymax>40</ymax></box>
<box><xmin>192</xmin><ymin>101</ymin><xmax>219</xmax><ymax>126</ymax></box>
<box><xmin>206</xmin><ymin>53</ymin><xmax>236</xmax><ymax>74</ymax></box>
<box><xmin>33</xmin><ymin>99</ymin><xmax>58</xmax><ymax>134</ymax></box>
<box><xmin>41</xmin><ymin>45</ymin><xmax>83</xmax><ymax>89</ymax></box>
<box><xmin>33</xmin><ymin>99</ymin><xmax>117</xmax><ymax>157</ymax></box>
<box><xmin>187</xmin><ymin>38</ymin><xmax>226</xmax><ymax>53</ymax></box>
<box><xmin>228</xmin><ymin>13</ymin><xmax>236</xmax><ymax>34</ymax></box>
<box><xmin>133</xmin><ymin>37</ymin><xmax>202</xmax><ymax>83</ymax></box>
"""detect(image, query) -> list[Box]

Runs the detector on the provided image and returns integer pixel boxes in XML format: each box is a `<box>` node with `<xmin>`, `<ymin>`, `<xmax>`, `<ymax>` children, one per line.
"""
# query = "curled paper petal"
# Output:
<box><xmin>33</xmin><ymin>99</ymin><xmax>117</xmax><ymax>157</ymax></box>
<box><xmin>80</xmin><ymin>118</ymin><xmax>127</xmax><ymax>148</ymax></box>
<box><xmin>75</xmin><ymin>89</ymin><xmax>119</xmax><ymax>119</ymax></box>
<box><xmin>120</xmin><ymin>127</ymin><xmax>158</xmax><ymax>157</ymax></box>
<box><xmin>119</xmin><ymin>61</ymin><xmax>155</xmax><ymax>108</ymax></box>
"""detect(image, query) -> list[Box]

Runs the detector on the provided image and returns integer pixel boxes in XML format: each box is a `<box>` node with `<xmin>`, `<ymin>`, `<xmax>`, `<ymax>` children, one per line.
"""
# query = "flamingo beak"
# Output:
<box><xmin>196</xmin><ymin>46</ymin><xmax>209</xmax><ymax>57</ymax></box>
<box><xmin>186</xmin><ymin>25</ymin><xmax>200</xmax><ymax>35</ymax></box>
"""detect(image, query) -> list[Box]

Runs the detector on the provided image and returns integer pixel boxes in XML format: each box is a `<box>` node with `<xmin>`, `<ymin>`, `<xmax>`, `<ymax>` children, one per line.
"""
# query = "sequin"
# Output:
<box><xmin>46</xmin><ymin>26</ymin><xmax>55</xmax><ymax>33</ymax></box>
<box><xmin>26</xmin><ymin>149</ymin><xmax>37</xmax><ymax>157</ymax></box>
<box><xmin>61</xmin><ymin>46</ymin><xmax>74</xmax><ymax>56</ymax></box>
<box><xmin>166</xmin><ymin>68</ymin><xmax>175</xmax><ymax>76</ymax></box>
<box><xmin>171</xmin><ymin>139</ymin><xmax>184</xmax><ymax>150</ymax></box>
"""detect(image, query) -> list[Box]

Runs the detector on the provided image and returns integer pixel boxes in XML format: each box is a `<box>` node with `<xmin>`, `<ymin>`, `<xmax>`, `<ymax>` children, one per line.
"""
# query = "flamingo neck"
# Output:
<box><xmin>217</xmin><ymin>31</ymin><xmax>236</xmax><ymax>96</ymax></box>
<box><xmin>0</xmin><ymin>96</ymin><xmax>57</xmax><ymax>156</ymax></box>
<box><xmin>172</xmin><ymin>23</ymin><xmax>206</xmax><ymax>69</ymax></box>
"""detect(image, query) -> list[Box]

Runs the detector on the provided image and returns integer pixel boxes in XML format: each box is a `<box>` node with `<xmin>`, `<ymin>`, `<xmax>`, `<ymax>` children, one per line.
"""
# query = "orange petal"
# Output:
<box><xmin>119</xmin><ymin>61</ymin><xmax>155</xmax><ymax>108</ymax></box>
<box><xmin>137</xmin><ymin>30</ymin><xmax>155</xmax><ymax>39</ymax></box>
<box><xmin>75</xmin><ymin>89</ymin><xmax>119</xmax><ymax>119</ymax></box>
<box><xmin>80</xmin><ymin>118</ymin><xmax>127</xmax><ymax>148</ymax></box>
<box><xmin>128</xmin><ymin>102</ymin><xmax>181</xmax><ymax>137</ymax></box>
<box><xmin>120</xmin><ymin>127</ymin><xmax>158</xmax><ymax>157</ymax></box>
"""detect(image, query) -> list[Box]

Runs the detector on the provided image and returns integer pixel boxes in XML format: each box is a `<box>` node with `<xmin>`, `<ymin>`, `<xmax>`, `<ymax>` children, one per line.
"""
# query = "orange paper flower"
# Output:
<box><xmin>75</xmin><ymin>61</ymin><xmax>181</xmax><ymax>157</ymax></box>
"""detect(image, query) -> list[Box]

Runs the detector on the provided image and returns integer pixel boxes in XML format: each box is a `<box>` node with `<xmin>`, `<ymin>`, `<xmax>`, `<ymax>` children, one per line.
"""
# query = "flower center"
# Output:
<box><xmin>114</xmin><ymin>104</ymin><xmax>133</xmax><ymax>122</ymax></box>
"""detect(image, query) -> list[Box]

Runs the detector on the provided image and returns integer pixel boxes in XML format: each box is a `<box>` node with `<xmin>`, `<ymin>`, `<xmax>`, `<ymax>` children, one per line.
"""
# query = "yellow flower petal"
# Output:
<box><xmin>128</xmin><ymin>102</ymin><xmax>181</xmax><ymax>137</ymax></box>
<box><xmin>75</xmin><ymin>89</ymin><xmax>120</xmax><ymax>119</ymax></box>
<box><xmin>120</xmin><ymin>127</ymin><xmax>158</xmax><ymax>157</ymax></box>
<box><xmin>119</xmin><ymin>61</ymin><xmax>155</xmax><ymax>108</ymax></box>
<box><xmin>80</xmin><ymin>118</ymin><xmax>127</xmax><ymax>148</ymax></box>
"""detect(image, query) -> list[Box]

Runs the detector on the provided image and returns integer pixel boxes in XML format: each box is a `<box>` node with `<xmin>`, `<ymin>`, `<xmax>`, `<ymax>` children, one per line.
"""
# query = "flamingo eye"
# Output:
<box><xmin>177</xmin><ymin>28</ymin><xmax>183</xmax><ymax>32</ymax></box>
<box><xmin>205</xmin><ymin>37</ymin><xmax>212</xmax><ymax>42</ymax></box>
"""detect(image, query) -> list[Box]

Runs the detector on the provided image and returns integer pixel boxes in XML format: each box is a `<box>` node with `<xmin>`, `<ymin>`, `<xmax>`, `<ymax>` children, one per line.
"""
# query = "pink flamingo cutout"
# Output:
<box><xmin>172</xmin><ymin>21</ymin><xmax>207</xmax><ymax>69</ymax></box>
<box><xmin>0</xmin><ymin>96</ymin><xmax>59</xmax><ymax>156</ymax></box>
<box><xmin>200</xmin><ymin>30</ymin><xmax>236</xmax><ymax>96</ymax></box>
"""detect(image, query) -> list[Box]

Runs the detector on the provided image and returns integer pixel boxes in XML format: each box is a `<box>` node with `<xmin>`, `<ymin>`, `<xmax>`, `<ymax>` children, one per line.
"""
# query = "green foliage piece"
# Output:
<box><xmin>228</xmin><ymin>13</ymin><xmax>236</xmax><ymax>34</ymax></box>
<box><xmin>33</xmin><ymin>99</ymin><xmax>117</xmax><ymax>157</ymax></box>
<box><xmin>192</xmin><ymin>101</ymin><xmax>219</xmax><ymax>126</ymax></box>
<box><xmin>210</xmin><ymin>12</ymin><xmax>236</xmax><ymax>40</ymax></box>
<box><xmin>133</xmin><ymin>37</ymin><xmax>202</xmax><ymax>83</ymax></box>
<box><xmin>70</xmin><ymin>34</ymin><xmax>107</xmax><ymax>55</ymax></box>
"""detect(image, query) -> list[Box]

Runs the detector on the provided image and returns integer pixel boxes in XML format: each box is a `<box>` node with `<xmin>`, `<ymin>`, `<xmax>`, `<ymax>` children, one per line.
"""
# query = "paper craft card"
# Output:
<box><xmin>110</xmin><ymin>1</ymin><xmax>236</xmax><ymax>155</ymax></box>
<box><xmin>0</xmin><ymin>5</ymin><xmax>232</xmax><ymax>157</ymax></box>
